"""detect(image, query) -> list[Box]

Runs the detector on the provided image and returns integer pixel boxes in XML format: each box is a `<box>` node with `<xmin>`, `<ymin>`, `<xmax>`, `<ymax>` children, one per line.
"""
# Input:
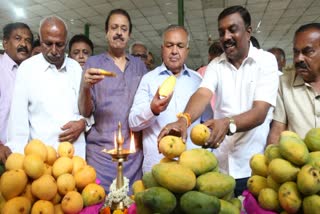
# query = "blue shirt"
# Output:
<box><xmin>129</xmin><ymin>63</ymin><xmax>212</xmax><ymax>173</ymax></box>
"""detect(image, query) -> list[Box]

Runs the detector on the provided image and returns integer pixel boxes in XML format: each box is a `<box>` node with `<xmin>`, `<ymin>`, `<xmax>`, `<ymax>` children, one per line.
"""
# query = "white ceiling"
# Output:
<box><xmin>0</xmin><ymin>0</ymin><xmax>320</xmax><ymax>69</ymax></box>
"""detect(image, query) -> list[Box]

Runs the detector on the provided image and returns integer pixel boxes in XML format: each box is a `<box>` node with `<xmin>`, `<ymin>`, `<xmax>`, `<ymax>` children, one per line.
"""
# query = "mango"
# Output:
<box><xmin>229</xmin><ymin>198</ymin><xmax>242</xmax><ymax>211</ymax></box>
<box><xmin>219</xmin><ymin>199</ymin><xmax>240</xmax><ymax>214</ymax></box>
<box><xmin>250</xmin><ymin>153</ymin><xmax>268</xmax><ymax>177</ymax></box>
<box><xmin>264</xmin><ymin>144</ymin><xmax>282</xmax><ymax>164</ymax></box>
<box><xmin>179</xmin><ymin>148</ymin><xmax>218</xmax><ymax>176</ymax></box>
<box><xmin>180</xmin><ymin>191</ymin><xmax>220</xmax><ymax>214</ymax></box>
<box><xmin>142</xmin><ymin>187</ymin><xmax>176</xmax><ymax>214</ymax></box>
<box><xmin>132</xmin><ymin>180</ymin><xmax>145</xmax><ymax>195</ymax></box>
<box><xmin>99</xmin><ymin>69</ymin><xmax>116</xmax><ymax>77</ymax></box>
<box><xmin>258</xmin><ymin>188</ymin><xmax>280</xmax><ymax>212</ymax></box>
<box><xmin>266</xmin><ymin>175</ymin><xmax>280</xmax><ymax>191</ymax></box>
<box><xmin>152</xmin><ymin>163</ymin><xmax>196</xmax><ymax>193</ymax></box>
<box><xmin>158</xmin><ymin>75</ymin><xmax>176</xmax><ymax>97</ymax></box>
<box><xmin>2</xmin><ymin>196</ymin><xmax>31</xmax><ymax>214</ymax></box>
<box><xmin>303</xmin><ymin>194</ymin><xmax>320</xmax><ymax>214</ymax></box>
<box><xmin>279</xmin><ymin>132</ymin><xmax>309</xmax><ymax>166</ymax></box>
<box><xmin>307</xmin><ymin>151</ymin><xmax>320</xmax><ymax>169</ymax></box>
<box><xmin>304</xmin><ymin>128</ymin><xmax>320</xmax><ymax>152</ymax></box>
<box><xmin>247</xmin><ymin>175</ymin><xmax>268</xmax><ymax>197</ymax></box>
<box><xmin>190</xmin><ymin>124</ymin><xmax>211</xmax><ymax>146</ymax></box>
<box><xmin>278</xmin><ymin>181</ymin><xmax>302</xmax><ymax>213</ymax></box>
<box><xmin>268</xmin><ymin>158</ymin><xmax>300</xmax><ymax>183</ymax></box>
<box><xmin>142</xmin><ymin>172</ymin><xmax>160</xmax><ymax>189</ymax></box>
<box><xmin>82</xmin><ymin>183</ymin><xmax>106</xmax><ymax>206</ymax></box>
<box><xmin>135</xmin><ymin>191</ymin><xmax>152</xmax><ymax>214</ymax></box>
<box><xmin>196</xmin><ymin>171</ymin><xmax>235</xmax><ymax>198</ymax></box>
<box><xmin>0</xmin><ymin>169</ymin><xmax>28</xmax><ymax>200</ymax></box>
<box><xmin>297</xmin><ymin>164</ymin><xmax>320</xmax><ymax>196</ymax></box>
<box><xmin>158</xmin><ymin>135</ymin><xmax>185</xmax><ymax>159</ymax></box>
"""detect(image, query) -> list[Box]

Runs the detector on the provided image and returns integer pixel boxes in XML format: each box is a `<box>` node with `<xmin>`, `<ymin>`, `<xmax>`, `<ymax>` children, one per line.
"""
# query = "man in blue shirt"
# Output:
<box><xmin>129</xmin><ymin>25</ymin><xmax>212</xmax><ymax>173</ymax></box>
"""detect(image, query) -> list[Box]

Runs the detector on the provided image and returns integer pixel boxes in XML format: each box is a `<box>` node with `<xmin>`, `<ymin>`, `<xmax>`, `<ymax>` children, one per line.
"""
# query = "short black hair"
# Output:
<box><xmin>208</xmin><ymin>41</ymin><xmax>223</xmax><ymax>56</ymax></box>
<box><xmin>32</xmin><ymin>39</ymin><xmax>40</xmax><ymax>48</ymax></box>
<box><xmin>218</xmin><ymin>5</ymin><xmax>251</xmax><ymax>28</ymax></box>
<box><xmin>295</xmin><ymin>23</ymin><xmax>320</xmax><ymax>35</ymax></box>
<box><xmin>105</xmin><ymin>8</ymin><xmax>132</xmax><ymax>34</ymax></box>
<box><xmin>268</xmin><ymin>47</ymin><xmax>286</xmax><ymax>61</ymax></box>
<box><xmin>3</xmin><ymin>22</ymin><xmax>34</xmax><ymax>42</ymax></box>
<box><xmin>68</xmin><ymin>34</ymin><xmax>94</xmax><ymax>53</ymax></box>
<box><xmin>250</xmin><ymin>36</ymin><xmax>260</xmax><ymax>49</ymax></box>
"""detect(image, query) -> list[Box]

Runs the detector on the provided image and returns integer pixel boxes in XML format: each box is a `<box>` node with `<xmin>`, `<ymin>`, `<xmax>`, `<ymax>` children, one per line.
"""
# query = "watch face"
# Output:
<box><xmin>229</xmin><ymin>123</ymin><xmax>237</xmax><ymax>133</ymax></box>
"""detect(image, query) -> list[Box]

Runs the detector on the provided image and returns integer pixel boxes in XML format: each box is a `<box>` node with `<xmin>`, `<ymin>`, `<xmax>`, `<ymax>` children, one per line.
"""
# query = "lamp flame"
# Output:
<box><xmin>129</xmin><ymin>131</ymin><xmax>136</xmax><ymax>153</ymax></box>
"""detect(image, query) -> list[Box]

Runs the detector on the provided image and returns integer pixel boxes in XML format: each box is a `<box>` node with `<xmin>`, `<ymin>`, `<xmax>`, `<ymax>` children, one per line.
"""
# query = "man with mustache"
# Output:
<box><xmin>78</xmin><ymin>9</ymin><xmax>147</xmax><ymax>193</ymax></box>
<box><xmin>158</xmin><ymin>5</ymin><xmax>279</xmax><ymax>196</ymax></box>
<box><xmin>7</xmin><ymin>16</ymin><xmax>86</xmax><ymax>158</ymax></box>
<box><xmin>0</xmin><ymin>22</ymin><xmax>33</xmax><ymax>163</ymax></box>
<box><xmin>129</xmin><ymin>25</ymin><xmax>212</xmax><ymax>173</ymax></box>
<box><xmin>267</xmin><ymin>23</ymin><xmax>320</xmax><ymax>143</ymax></box>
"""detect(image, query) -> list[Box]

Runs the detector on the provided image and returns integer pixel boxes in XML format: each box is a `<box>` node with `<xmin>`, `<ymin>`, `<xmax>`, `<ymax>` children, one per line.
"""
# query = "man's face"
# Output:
<box><xmin>294</xmin><ymin>28</ymin><xmax>320</xmax><ymax>83</ymax></box>
<box><xmin>131</xmin><ymin>44</ymin><xmax>148</xmax><ymax>63</ymax></box>
<box><xmin>3</xmin><ymin>27</ymin><xmax>32</xmax><ymax>65</ymax></box>
<box><xmin>106</xmin><ymin>14</ymin><xmax>130</xmax><ymax>51</ymax></box>
<box><xmin>40</xmin><ymin>21</ymin><xmax>67</xmax><ymax>68</ymax></box>
<box><xmin>161</xmin><ymin>28</ymin><xmax>189</xmax><ymax>75</ymax></box>
<box><xmin>69</xmin><ymin>41</ymin><xmax>93</xmax><ymax>68</ymax></box>
<box><xmin>218</xmin><ymin>12</ymin><xmax>251</xmax><ymax>65</ymax></box>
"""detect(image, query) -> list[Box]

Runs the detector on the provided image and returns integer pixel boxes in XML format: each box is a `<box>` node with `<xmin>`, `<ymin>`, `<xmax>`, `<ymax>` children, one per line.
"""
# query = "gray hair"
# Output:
<box><xmin>129</xmin><ymin>41</ymin><xmax>148</xmax><ymax>54</ymax></box>
<box><xmin>39</xmin><ymin>16</ymin><xmax>68</xmax><ymax>40</ymax></box>
<box><xmin>162</xmin><ymin>24</ymin><xmax>190</xmax><ymax>48</ymax></box>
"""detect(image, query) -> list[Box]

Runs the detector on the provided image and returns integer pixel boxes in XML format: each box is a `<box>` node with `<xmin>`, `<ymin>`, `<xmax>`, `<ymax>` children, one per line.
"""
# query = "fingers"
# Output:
<box><xmin>84</xmin><ymin>68</ymin><xmax>105</xmax><ymax>86</ymax></box>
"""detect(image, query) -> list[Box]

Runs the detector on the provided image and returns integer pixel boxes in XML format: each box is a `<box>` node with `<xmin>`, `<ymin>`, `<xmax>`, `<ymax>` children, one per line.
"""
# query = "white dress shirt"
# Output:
<box><xmin>200</xmin><ymin>43</ymin><xmax>279</xmax><ymax>179</ymax></box>
<box><xmin>7</xmin><ymin>54</ymin><xmax>86</xmax><ymax>158</ymax></box>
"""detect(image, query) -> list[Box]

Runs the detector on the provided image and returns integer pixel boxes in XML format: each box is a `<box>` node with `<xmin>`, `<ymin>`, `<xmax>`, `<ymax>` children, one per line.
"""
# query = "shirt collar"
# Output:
<box><xmin>158</xmin><ymin>63</ymin><xmax>191</xmax><ymax>77</ymax></box>
<box><xmin>292</xmin><ymin>72</ymin><xmax>307</xmax><ymax>87</ymax></box>
<box><xmin>217</xmin><ymin>42</ymin><xmax>257</xmax><ymax>64</ymax></box>
<box><xmin>3</xmin><ymin>53</ymin><xmax>18</xmax><ymax>71</ymax></box>
<box><xmin>41</xmin><ymin>53</ymin><xmax>68</xmax><ymax>72</ymax></box>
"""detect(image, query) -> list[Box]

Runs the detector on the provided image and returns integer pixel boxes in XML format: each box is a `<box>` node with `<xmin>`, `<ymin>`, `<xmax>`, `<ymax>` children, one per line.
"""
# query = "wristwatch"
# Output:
<box><xmin>227</xmin><ymin>117</ymin><xmax>237</xmax><ymax>136</ymax></box>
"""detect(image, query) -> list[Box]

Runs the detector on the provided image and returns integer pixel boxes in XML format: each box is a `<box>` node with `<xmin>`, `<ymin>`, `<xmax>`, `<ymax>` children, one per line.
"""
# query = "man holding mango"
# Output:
<box><xmin>129</xmin><ymin>25</ymin><xmax>212</xmax><ymax>173</ymax></box>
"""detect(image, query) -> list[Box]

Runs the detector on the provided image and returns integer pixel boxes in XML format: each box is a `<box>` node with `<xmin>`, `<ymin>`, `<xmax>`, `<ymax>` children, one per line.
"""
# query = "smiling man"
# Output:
<box><xmin>158</xmin><ymin>5</ymin><xmax>279</xmax><ymax>196</ymax></box>
<box><xmin>0</xmin><ymin>22</ymin><xmax>33</xmax><ymax>163</ymax></box>
<box><xmin>267</xmin><ymin>23</ymin><xmax>320</xmax><ymax>143</ymax></box>
<box><xmin>78</xmin><ymin>8</ymin><xmax>147</xmax><ymax>194</ymax></box>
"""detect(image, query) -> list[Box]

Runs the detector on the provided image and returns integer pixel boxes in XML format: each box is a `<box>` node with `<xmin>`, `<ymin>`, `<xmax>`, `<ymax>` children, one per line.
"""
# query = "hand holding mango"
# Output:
<box><xmin>190</xmin><ymin>124</ymin><xmax>211</xmax><ymax>146</ymax></box>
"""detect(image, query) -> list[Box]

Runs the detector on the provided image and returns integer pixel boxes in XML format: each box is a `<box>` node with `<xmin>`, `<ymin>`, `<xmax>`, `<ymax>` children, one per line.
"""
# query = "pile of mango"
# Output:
<box><xmin>247</xmin><ymin>128</ymin><xmax>320</xmax><ymax>214</ymax></box>
<box><xmin>0</xmin><ymin>139</ymin><xmax>106</xmax><ymax>213</ymax></box>
<box><xmin>132</xmin><ymin>131</ymin><xmax>241</xmax><ymax>214</ymax></box>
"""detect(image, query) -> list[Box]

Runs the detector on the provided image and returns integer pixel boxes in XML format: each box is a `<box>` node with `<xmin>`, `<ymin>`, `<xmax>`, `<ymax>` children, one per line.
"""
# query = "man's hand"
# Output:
<box><xmin>59</xmin><ymin>119</ymin><xmax>86</xmax><ymax>143</ymax></box>
<box><xmin>82</xmin><ymin>68</ymin><xmax>106</xmax><ymax>89</ymax></box>
<box><xmin>158</xmin><ymin>118</ymin><xmax>189</xmax><ymax>144</ymax></box>
<box><xmin>202</xmin><ymin>118</ymin><xmax>230</xmax><ymax>149</ymax></box>
<box><xmin>0</xmin><ymin>143</ymin><xmax>12</xmax><ymax>164</ymax></box>
<box><xmin>150</xmin><ymin>88</ymin><xmax>173</xmax><ymax>115</ymax></box>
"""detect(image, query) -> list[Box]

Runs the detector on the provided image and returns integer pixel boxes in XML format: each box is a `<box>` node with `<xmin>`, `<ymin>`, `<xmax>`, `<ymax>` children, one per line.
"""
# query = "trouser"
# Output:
<box><xmin>234</xmin><ymin>177</ymin><xmax>249</xmax><ymax>197</ymax></box>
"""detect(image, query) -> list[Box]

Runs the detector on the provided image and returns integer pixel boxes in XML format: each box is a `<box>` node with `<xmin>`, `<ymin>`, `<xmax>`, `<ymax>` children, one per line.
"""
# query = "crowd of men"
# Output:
<box><xmin>1</xmin><ymin>5</ymin><xmax>320</xmax><ymax>197</ymax></box>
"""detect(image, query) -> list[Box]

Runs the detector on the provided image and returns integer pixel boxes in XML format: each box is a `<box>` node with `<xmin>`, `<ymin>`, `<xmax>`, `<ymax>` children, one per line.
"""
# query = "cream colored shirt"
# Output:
<box><xmin>273</xmin><ymin>70</ymin><xmax>320</xmax><ymax>138</ymax></box>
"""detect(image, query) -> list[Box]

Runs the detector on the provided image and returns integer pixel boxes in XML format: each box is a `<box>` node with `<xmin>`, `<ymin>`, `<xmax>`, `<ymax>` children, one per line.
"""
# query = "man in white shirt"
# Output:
<box><xmin>7</xmin><ymin>16</ymin><xmax>86</xmax><ymax>158</ymax></box>
<box><xmin>129</xmin><ymin>25</ymin><xmax>212</xmax><ymax>173</ymax></box>
<box><xmin>158</xmin><ymin>5</ymin><xmax>279</xmax><ymax>196</ymax></box>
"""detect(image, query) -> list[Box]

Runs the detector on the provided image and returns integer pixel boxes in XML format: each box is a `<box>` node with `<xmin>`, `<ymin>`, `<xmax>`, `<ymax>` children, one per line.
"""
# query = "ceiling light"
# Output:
<box><xmin>14</xmin><ymin>7</ymin><xmax>25</xmax><ymax>18</ymax></box>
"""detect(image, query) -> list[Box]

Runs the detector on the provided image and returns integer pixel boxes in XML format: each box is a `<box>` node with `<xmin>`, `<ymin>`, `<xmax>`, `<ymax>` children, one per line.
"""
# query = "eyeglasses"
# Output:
<box><xmin>132</xmin><ymin>53</ymin><xmax>147</xmax><ymax>59</ymax></box>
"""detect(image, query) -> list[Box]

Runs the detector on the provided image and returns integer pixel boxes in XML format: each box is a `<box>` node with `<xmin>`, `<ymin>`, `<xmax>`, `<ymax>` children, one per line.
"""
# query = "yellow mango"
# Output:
<box><xmin>159</xmin><ymin>75</ymin><xmax>176</xmax><ymax>97</ymax></box>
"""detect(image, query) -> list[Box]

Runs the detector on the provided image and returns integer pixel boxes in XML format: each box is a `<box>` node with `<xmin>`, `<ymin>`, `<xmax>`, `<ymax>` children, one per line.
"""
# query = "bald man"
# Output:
<box><xmin>7</xmin><ymin>16</ymin><xmax>86</xmax><ymax>158</ymax></box>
